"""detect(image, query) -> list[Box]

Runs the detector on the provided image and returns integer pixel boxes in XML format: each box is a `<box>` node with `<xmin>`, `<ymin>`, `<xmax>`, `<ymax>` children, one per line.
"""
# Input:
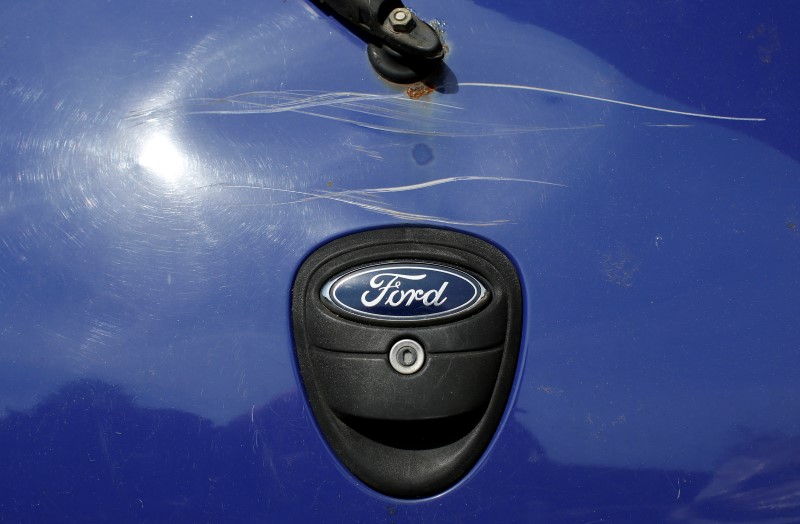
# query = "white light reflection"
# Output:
<box><xmin>138</xmin><ymin>131</ymin><xmax>188</xmax><ymax>184</ymax></box>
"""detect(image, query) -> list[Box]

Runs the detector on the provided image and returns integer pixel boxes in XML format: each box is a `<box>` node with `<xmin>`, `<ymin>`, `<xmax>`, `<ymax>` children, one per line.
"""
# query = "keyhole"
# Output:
<box><xmin>400</xmin><ymin>347</ymin><xmax>417</xmax><ymax>367</ymax></box>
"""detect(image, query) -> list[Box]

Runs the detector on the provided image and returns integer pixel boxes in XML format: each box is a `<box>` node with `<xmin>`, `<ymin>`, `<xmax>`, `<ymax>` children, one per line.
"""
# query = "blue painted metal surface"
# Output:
<box><xmin>1</xmin><ymin>0</ymin><xmax>798</xmax><ymax>521</ymax></box>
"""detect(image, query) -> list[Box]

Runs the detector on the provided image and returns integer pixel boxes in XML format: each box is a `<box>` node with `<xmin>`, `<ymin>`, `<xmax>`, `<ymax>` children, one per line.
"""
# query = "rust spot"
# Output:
<box><xmin>747</xmin><ymin>23</ymin><xmax>781</xmax><ymax>64</ymax></box>
<box><xmin>327</xmin><ymin>181</ymin><xmax>333</xmax><ymax>188</ymax></box>
<box><xmin>406</xmin><ymin>82</ymin><xmax>435</xmax><ymax>99</ymax></box>
<box><xmin>788</xmin><ymin>221</ymin><xmax>797</xmax><ymax>232</ymax></box>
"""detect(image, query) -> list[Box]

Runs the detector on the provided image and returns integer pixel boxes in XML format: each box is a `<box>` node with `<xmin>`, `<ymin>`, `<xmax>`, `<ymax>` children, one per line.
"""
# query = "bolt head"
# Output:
<box><xmin>389</xmin><ymin>8</ymin><xmax>415</xmax><ymax>33</ymax></box>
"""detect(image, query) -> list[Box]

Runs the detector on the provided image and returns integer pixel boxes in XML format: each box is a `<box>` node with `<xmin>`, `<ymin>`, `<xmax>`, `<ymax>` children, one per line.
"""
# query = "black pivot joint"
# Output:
<box><xmin>312</xmin><ymin>0</ymin><xmax>445</xmax><ymax>83</ymax></box>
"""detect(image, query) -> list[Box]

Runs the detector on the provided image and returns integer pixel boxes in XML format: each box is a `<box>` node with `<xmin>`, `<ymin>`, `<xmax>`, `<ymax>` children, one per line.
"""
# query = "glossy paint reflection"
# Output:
<box><xmin>138</xmin><ymin>131</ymin><xmax>189</xmax><ymax>185</ymax></box>
<box><xmin>2</xmin><ymin>380</ymin><xmax>798</xmax><ymax>522</ymax></box>
<box><xmin>1</xmin><ymin>0</ymin><xmax>799</xmax><ymax>519</ymax></box>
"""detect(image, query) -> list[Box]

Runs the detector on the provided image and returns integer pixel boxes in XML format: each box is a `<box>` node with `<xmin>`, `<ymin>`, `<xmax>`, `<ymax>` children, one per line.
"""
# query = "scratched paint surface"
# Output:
<box><xmin>1</xmin><ymin>0</ymin><xmax>799</xmax><ymax>521</ymax></box>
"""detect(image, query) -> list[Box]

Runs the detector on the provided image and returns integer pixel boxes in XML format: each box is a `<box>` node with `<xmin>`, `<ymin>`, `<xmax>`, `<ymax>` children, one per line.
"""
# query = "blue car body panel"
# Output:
<box><xmin>1</xmin><ymin>0</ymin><xmax>798</xmax><ymax>521</ymax></box>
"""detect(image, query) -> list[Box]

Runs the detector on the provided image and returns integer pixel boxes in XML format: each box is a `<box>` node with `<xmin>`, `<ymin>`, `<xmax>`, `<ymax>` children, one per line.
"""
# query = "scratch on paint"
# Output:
<box><xmin>642</xmin><ymin>123</ymin><xmax>694</xmax><ymax>128</ymax></box>
<box><xmin>357</xmin><ymin>176</ymin><xmax>566</xmax><ymax>193</ymax></box>
<box><xmin>348</xmin><ymin>141</ymin><xmax>384</xmax><ymax>160</ymax></box>
<box><xmin>456</xmin><ymin>82</ymin><xmax>765</xmax><ymax>122</ymax></box>
<box><xmin>127</xmin><ymin>82</ymin><xmax>764</xmax><ymax>137</ymax></box>
<box><xmin>126</xmin><ymin>87</ymin><xmax>605</xmax><ymax>137</ymax></box>
<box><xmin>199</xmin><ymin>176</ymin><xmax>565</xmax><ymax>227</ymax></box>
<box><xmin>126</xmin><ymin>82</ymin><xmax>762</xmax><ymax>226</ymax></box>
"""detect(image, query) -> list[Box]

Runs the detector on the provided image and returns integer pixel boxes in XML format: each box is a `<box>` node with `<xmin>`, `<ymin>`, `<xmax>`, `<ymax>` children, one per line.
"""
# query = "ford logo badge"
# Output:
<box><xmin>321</xmin><ymin>262</ymin><xmax>490</xmax><ymax>323</ymax></box>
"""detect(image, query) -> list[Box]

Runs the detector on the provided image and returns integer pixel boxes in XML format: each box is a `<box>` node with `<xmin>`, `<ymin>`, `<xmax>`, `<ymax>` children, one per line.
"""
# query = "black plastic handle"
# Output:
<box><xmin>292</xmin><ymin>228</ymin><xmax>522</xmax><ymax>498</ymax></box>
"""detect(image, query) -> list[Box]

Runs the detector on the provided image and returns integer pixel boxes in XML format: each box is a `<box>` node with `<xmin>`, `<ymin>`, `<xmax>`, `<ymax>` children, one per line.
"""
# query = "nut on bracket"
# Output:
<box><xmin>389</xmin><ymin>8</ymin><xmax>416</xmax><ymax>33</ymax></box>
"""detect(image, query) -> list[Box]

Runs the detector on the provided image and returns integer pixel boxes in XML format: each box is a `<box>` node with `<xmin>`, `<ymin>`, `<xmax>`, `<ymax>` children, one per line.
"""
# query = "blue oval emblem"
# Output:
<box><xmin>321</xmin><ymin>262</ymin><xmax>490</xmax><ymax>323</ymax></box>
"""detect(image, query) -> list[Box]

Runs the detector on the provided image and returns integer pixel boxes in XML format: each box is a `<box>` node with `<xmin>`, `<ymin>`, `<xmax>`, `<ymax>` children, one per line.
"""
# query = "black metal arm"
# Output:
<box><xmin>311</xmin><ymin>0</ymin><xmax>445</xmax><ymax>83</ymax></box>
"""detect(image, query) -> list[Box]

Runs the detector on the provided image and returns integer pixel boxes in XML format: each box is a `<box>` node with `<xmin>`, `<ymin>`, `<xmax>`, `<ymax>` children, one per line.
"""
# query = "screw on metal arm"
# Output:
<box><xmin>310</xmin><ymin>0</ymin><xmax>445</xmax><ymax>83</ymax></box>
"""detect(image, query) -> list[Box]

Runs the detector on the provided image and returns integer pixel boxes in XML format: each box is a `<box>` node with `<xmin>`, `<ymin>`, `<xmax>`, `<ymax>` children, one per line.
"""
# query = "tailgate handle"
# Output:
<box><xmin>292</xmin><ymin>228</ymin><xmax>523</xmax><ymax>498</ymax></box>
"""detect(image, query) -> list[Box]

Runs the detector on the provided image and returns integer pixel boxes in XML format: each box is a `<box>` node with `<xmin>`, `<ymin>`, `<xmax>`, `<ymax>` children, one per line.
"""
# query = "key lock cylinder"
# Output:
<box><xmin>292</xmin><ymin>229</ymin><xmax>522</xmax><ymax>498</ymax></box>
